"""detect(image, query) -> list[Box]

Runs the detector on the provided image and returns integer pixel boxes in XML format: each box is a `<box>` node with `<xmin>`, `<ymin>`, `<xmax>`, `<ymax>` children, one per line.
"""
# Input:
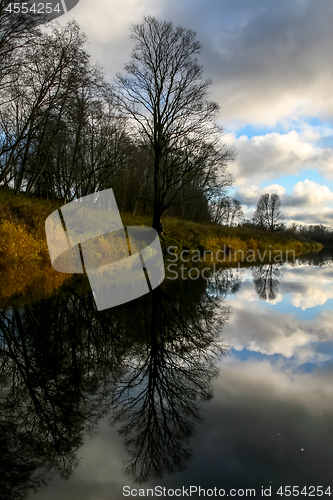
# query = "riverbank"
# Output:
<box><xmin>0</xmin><ymin>188</ymin><xmax>322</xmax><ymax>303</ymax></box>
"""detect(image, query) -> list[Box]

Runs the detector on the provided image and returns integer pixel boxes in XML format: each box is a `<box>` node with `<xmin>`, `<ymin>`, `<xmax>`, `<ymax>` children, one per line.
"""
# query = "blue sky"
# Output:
<box><xmin>58</xmin><ymin>0</ymin><xmax>333</xmax><ymax>226</ymax></box>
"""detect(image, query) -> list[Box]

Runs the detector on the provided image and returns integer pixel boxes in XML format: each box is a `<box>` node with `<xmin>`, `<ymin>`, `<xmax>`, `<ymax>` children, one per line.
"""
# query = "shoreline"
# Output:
<box><xmin>0</xmin><ymin>188</ymin><xmax>323</xmax><ymax>304</ymax></box>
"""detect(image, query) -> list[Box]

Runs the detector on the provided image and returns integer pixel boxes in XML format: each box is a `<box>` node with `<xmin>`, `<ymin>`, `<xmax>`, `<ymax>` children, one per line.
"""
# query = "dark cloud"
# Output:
<box><xmin>155</xmin><ymin>0</ymin><xmax>333</xmax><ymax>124</ymax></box>
<box><xmin>65</xmin><ymin>0</ymin><xmax>333</xmax><ymax>124</ymax></box>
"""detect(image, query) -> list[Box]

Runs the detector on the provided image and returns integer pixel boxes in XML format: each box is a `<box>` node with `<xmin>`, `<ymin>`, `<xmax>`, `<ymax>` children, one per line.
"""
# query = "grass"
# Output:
<box><xmin>0</xmin><ymin>188</ymin><xmax>65</xmax><ymax>305</ymax></box>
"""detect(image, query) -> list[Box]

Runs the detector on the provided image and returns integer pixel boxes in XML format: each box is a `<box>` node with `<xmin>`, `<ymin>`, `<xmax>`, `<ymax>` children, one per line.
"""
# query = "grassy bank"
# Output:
<box><xmin>123</xmin><ymin>212</ymin><xmax>322</xmax><ymax>261</ymax></box>
<box><xmin>159</xmin><ymin>217</ymin><xmax>323</xmax><ymax>261</ymax></box>
<box><xmin>0</xmin><ymin>189</ymin><xmax>67</xmax><ymax>304</ymax></box>
<box><xmin>0</xmin><ymin>188</ymin><xmax>322</xmax><ymax>302</ymax></box>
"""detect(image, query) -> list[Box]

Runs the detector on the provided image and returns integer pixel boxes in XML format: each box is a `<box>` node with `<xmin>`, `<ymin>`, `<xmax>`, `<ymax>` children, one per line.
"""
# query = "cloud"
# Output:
<box><xmin>279</xmin><ymin>272</ymin><xmax>333</xmax><ymax>310</ymax></box>
<box><xmin>200</xmin><ymin>0</ymin><xmax>333</xmax><ymax>125</ymax></box>
<box><xmin>224</xmin><ymin>264</ymin><xmax>333</xmax><ymax>358</ymax></box>
<box><xmin>290</xmin><ymin>180</ymin><xmax>333</xmax><ymax>207</ymax></box>
<box><xmin>236</xmin><ymin>184</ymin><xmax>286</xmax><ymax>205</ymax></box>
<box><xmin>224</xmin><ymin>308</ymin><xmax>309</xmax><ymax>359</ymax></box>
<box><xmin>235</xmin><ymin>285</ymin><xmax>284</xmax><ymax>306</ymax></box>
<box><xmin>57</xmin><ymin>0</ymin><xmax>333</xmax><ymax>126</ymax></box>
<box><xmin>58</xmin><ymin>0</ymin><xmax>162</xmax><ymax>76</ymax></box>
<box><xmin>282</xmin><ymin>263</ymin><xmax>333</xmax><ymax>283</ymax></box>
<box><xmin>290</xmin><ymin>286</ymin><xmax>333</xmax><ymax>310</ymax></box>
<box><xmin>284</xmin><ymin>207</ymin><xmax>333</xmax><ymax>225</ymax></box>
<box><xmin>280</xmin><ymin>180</ymin><xmax>333</xmax><ymax>225</ymax></box>
<box><xmin>152</xmin><ymin>0</ymin><xmax>333</xmax><ymax>125</ymax></box>
<box><xmin>225</xmin><ymin>130</ymin><xmax>333</xmax><ymax>187</ymax></box>
<box><xmin>223</xmin><ymin>296</ymin><xmax>333</xmax><ymax>361</ymax></box>
<box><xmin>235</xmin><ymin>180</ymin><xmax>333</xmax><ymax>225</ymax></box>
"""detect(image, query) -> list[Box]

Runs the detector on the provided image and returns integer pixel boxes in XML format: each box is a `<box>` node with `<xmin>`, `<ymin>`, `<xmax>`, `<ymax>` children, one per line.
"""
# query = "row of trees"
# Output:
<box><xmin>0</xmin><ymin>7</ymin><xmax>239</xmax><ymax>230</ymax></box>
<box><xmin>0</xmin><ymin>15</ymin><xmax>130</xmax><ymax>201</ymax></box>
<box><xmin>289</xmin><ymin>223</ymin><xmax>333</xmax><ymax>244</ymax></box>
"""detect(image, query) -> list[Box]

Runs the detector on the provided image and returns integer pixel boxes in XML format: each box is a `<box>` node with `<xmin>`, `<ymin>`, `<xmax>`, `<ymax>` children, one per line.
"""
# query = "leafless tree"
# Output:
<box><xmin>0</xmin><ymin>21</ymin><xmax>88</xmax><ymax>189</ymax></box>
<box><xmin>211</xmin><ymin>196</ymin><xmax>244</xmax><ymax>226</ymax></box>
<box><xmin>252</xmin><ymin>193</ymin><xmax>284</xmax><ymax>231</ymax></box>
<box><xmin>0</xmin><ymin>21</ymin><xmax>126</xmax><ymax>199</ymax></box>
<box><xmin>114</xmin><ymin>16</ymin><xmax>233</xmax><ymax>231</ymax></box>
<box><xmin>252</xmin><ymin>264</ymin><xmax>282</xmax><ymax>300</ymax></box>
<box><xmin>0</xmin><ymin>0</ymin><xmax>47</xmax><ymax>93</ymax></box>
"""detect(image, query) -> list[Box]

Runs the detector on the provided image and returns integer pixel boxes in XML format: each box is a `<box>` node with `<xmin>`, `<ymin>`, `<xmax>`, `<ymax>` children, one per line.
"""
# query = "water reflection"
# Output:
<box><xmin>295</xmin><ymin>246</ymin><xmax>333</xmax><ymax>266</ymax></box>
<box><xmin>208</xmin><ymin>267</ymin><xmax>244</xmax><ymax>298</ymax></box>
<box><xmin>252</xmin><ymin>263</ymin><xmax>283</xmax><ymax>301</ymax></box>
<box><xmin>3</xmin><ymin>254</ymin><xmax>333</xmax><ymax>498</ymax></box>
<box><xmin>0</xmin><ymin>275</ymin><xmax>231</xmax><ymax>498</ymax></box>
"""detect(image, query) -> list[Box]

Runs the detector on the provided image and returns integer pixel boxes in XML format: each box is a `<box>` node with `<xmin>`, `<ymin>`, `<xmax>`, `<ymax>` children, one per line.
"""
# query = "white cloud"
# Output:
<box><xmin>234</xmin><ymin>286</ymin><xmax>283</xmax><ymax>305</ymax></box>
<box><xmin>236</xmin><ymin>183</ymin><xmax>286</xmax><ymax>205</ymax></box>
<box><xmin>224</xmin><ymin>308</ymin><xmax>308</xmax><ymax>358</ymax></box>
<box><xmin>223</xmin><ymin>265</ymin><xmax>333</xmax><ymax>358</ymax></box>
<box><xmin>291</xmin><ymin>179</ymin><xmax>333</xmax><ymax>207</ymax></box>
<box><xmin>282</xmin><ymin>263</ymin><xmax>333</xmax><ymax>283</ymax></box>
<box><xmin>216</xmin><ymin>358</ymin><xmax>333</xmax><ymax>417</ymax></box>
<box><xmin>226</xmin><ymin>130</ymin><xmax>333</xmax><ymax>187</ymax></box>
<box><xmin>58</xmin><ymin>0</ymin><xmax>162</xmax><ymax>76</ymax></box>
<box><xmin>205</xmin><ymin>0</ymin><xmax>333</xmax><ymax>126</ymax></box>
<box><xmin>223</xmin><ymin>299</ymin><xmax>333</xmax><ymax>362</ymax></box>
<box><xmin>290</xmin><ymin>286</ymin><xmax>333</xmax><ymax>310</ymax></box>
<box><xmin>236</xmin><ymin>180</ymin><xmax>333</xmax><ymax>225</ymax></box>
<box><xmin>281</xmin><ymin>180</ymin><xmax>333</xmax><ymax>225</ymax></box>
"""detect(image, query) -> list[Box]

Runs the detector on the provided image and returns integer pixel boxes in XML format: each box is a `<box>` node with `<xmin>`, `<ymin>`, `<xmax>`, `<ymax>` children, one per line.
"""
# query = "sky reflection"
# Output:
<box><xmin>27</xmin><ymin>255</ymin><xmax>333</xmax><ymax>498</ymax></box>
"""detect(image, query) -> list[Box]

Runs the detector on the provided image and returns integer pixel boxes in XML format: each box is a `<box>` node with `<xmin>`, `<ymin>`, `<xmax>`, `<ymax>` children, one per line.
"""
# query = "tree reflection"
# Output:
<box><xmin>106</xmin><ymin>280</ymin><xmax>230</xmax><ymax>482</ymax></box>
<box><xmin>0</xmin><ymin>288</ymin><xmax>114</xmax><ymax>499</ymax></box>
<box><xmin>208</xmin><ymin>267</ymin><xmax>244</xmax><ymax>298</ymax></box>
<box><xmin>295</xmin><ymin>248</ymin><xmax>333</xmax><ymax>267</ymax></box>
<box><xmin>0</xmin><ymin>273</ymin><xmax>232</xmax><ymax>497</ymax></box>
<box><xmin>252</xmin><ymin>264</ymin><xmax>282</xmax><ymax>301</ymax></box>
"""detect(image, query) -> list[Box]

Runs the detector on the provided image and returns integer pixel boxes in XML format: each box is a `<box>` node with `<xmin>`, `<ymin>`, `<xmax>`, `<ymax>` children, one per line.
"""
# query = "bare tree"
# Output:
<box><xmin>115</xmin><ymin>16</ymin><xmax>233</xmax><ymax>232</ymax></box>
<box><xmin>0</xmin><ymin>20</ymin><xmax>127</xmax><ymax>198</ymax></box>
<box><xmin>211</xmin><ymin>196</ymin><xmax>244</xmax><ymax>226</ymax></box>
<box><xmin>0</xmin><ymin>0</ymin><xmax>46</xmax><ymax>93</ymax></box>
<box><xmin>0</xmin><ymin>21</ymin><xmax>89</xmax><ymax>190</ymax></box>
<box><xmin>252</xmin><ymin>264</ymin><xmax>282</xmax><ymax>300</ymax></box>
<box><xmin>252</xmin><ymin>193</ymin><xmax>284</xmax><ymax>231</ymax></box>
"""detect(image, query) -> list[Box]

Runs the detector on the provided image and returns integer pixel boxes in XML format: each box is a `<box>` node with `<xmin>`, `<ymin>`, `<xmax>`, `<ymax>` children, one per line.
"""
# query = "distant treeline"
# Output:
<box><xmin>240</xmin><ymin>219</ymin><xmax>333</xmax><ymax>245</ymax></box>
<box><xmin>289</xmin><ymin>224</ymin><xmax>333</xmax><ymax>245</ymax></box>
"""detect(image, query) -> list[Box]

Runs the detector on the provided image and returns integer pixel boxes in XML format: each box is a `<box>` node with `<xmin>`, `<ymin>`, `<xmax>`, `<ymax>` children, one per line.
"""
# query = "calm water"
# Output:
<box><xmin>1</xmin><ymin>251</ymin><xmax>333</xmax><ymax>499</ymax></box>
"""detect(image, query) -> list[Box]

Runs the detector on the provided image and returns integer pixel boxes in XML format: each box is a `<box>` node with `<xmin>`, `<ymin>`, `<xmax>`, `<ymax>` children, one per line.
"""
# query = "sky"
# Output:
<box><xmin>57</xmin><ymin>0</ymin><xmax>333</xmax><ymax>226</ymax></box>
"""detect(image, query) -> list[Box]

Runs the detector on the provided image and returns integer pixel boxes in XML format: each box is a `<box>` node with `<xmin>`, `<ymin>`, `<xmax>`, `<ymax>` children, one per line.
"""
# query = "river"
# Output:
<box><xmin>0</xmin><ymin>250</ymin><xmax>332</xmax><ymax>499</ymax></box>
